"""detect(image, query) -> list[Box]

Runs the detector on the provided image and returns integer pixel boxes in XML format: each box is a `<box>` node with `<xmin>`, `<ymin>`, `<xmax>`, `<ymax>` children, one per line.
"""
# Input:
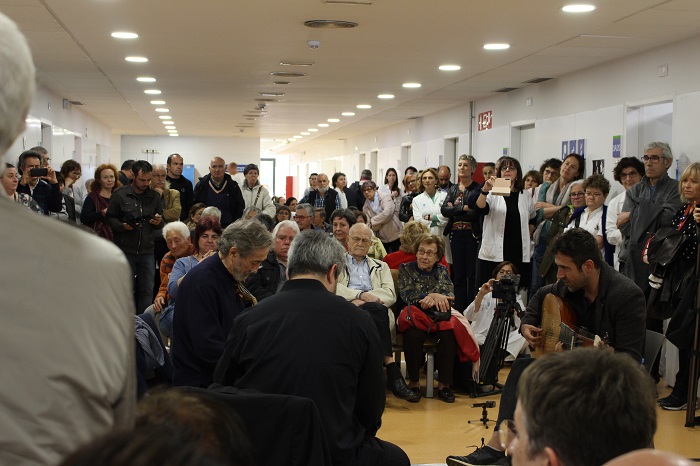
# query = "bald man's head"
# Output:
<box><xmin>209</xmin><ymin>157</ymin><xmax>226</xmax><ymax>183</ymax></box>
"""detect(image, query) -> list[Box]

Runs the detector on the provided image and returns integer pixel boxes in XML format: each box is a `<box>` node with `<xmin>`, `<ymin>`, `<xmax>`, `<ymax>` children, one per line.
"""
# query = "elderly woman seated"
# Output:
<box><xmin>397</xmin><ymin>233</ymin><xmax>479</xmax><ymax>403</ymax></box>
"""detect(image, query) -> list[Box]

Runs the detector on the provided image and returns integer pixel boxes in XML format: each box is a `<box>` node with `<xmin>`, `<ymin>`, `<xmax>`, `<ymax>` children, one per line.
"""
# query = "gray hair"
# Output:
<box><xmin>272</xmin><ymin>219</ymin><xmax>299</xmax><ymax>238</ymax></box>
<box><xmin>218</xmin><ymin>219</ymin><xmax>272</xmax><ymax>257</ymax></box>
<box><xmin>644</xmin><ymin>141</ymin><xmax>673</xmax><ymax>161</ymax></box>
<box><xmin>162</xmin><ymin>221</ymin><xmax>190</xmax><ymax>241</ymax></box>
<box><xmin>459</xmin><ymin>154</ymin><xmax>478</xmax><ymax>171</ymax></box>
<box><xmin>243</xmin><ymin>206</ymin><xmax>262</xmax><ymax>218</ymax></box>
<box><xmin>349</xmin><ymin>222</ymin><xmax>372</xmax><ymax>238</ymax></box>
<box><xmin>201</xmin><ymin>206</ymin><xmax>222</xmax><ymax>220</ymax></box>
<box><xmin>288</xmin><ymin>230</ymin><xmax>345</xmax><ymax>279</ymax></box>
<box><xmin>295</xmin><ymin>203</ymin><xmax>314</xmax><ymax>217</ymax></box>
<box><xmin>0</xmin><ymin>13</ymin><xmax>35</xmax><ymax>160</ymax></box>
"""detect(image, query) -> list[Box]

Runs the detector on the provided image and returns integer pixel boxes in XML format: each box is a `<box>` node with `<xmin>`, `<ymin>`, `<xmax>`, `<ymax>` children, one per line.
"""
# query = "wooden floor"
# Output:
<box><xmin>378</xmin><ymin>367</ymin><xmax>700</xmax><ymax>465</ymax></box>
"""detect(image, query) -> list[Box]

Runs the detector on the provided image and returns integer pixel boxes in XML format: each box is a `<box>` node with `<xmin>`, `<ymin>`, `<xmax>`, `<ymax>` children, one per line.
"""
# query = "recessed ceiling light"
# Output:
<box><xmin>150</xmin><ymin>100</ymin><xmax>166</xmax><ymax>105</ymax></box>
<box><xmin>378</xmin><ymin>94</ymin><xmax>395</xmax><ymax>99</ymax></box>
<box><xmin>318</xmin><ymin>123</ymin><xmax>329</xmax><ymax>127</ymax></box>
<box><xmin>260</xmin><ymin>92</ymin><xmax>285</xmax><ymax>97</ymax></box>
<box><xmin>111</xmin><ymin>32</ymin><xmax>138</xmax><ymax>39</ymax></box>
<box><xmin>356</xmin><ymin>104</ymin><xmax>372</xmax><ymax>109</ymax></box>
<box><xmin>158</xmin><ymin>115</ymin><xmax>172</xmax><ymax>119</ymax></box>
<box><xmin>137</xmin><ymin>77</ymin><xmax>156</xmax><ymax>82</ymax></box>
<box><xmin>402</xmin><ymin>83</ymin><xmax>421</xmax><ymax>88</ymax></box>
<box><xmin>273</xmin><ymin>81</ymin><xmax>290</xmax><ymax>85</ymax></box>
<box><xmin>342</xmin><ymin>112</ymin><xmax>355</xmax><ymax>117</ymax></box>
<box><xmin>279</xmin><ymin>61</ymin><xmax>314</xmax><ymax>66</ymax></box>
<box><xmin>304</xmin><ymin>20</ymin><xmax>358</xmax><ymax>29</ymax></box>
<box><xmin>327</xmin><ymin>118</ymin><xmax>340</xmax><ymax>123</ymax></box>
<box><xmin>167</xmin><ymin>130</ymin><xmax>178</xmax><ymax>133</ymax></box>
<box><xmin>270</xmin><ymin>71</ymin><xmax>307</xmax><ymax>77</ymax></box>
<box><xmin>126</xmin><ymin>56</ymin><xmax>148</xmax><ymax>63</ymax></box>
<box><xmin>293</xmin><ymin>135</ymin><xmax>302</xmax><ymax>139</ymax></box>
<box><xmin>562</xmin><ymin>4</ymin><xmax>595</xmax><ymax>12</ymax></box>
<box><xmin>301</xmin><ymin>132</ymin><xmax>310</xmax><ymax>135</ymax></box>
<box><xmin>155</xmin><ymin>108</ymin><xmax>169</xmax><ymax>112</ymax></box>
<box><xmin>439</xmin><ymin>65</ymin><xmax>461</xmax><ymax>71</ymax></box>
<box><xmin>308</xmin><ymin>128</ymin><xmax>319</xmax><ymax>132</ymax></box>
<box><xmin>144</xmin><ymin>89</ymin><xmax>161</xmax><ymax>94</ymax></box>
<box><xmin>162</xmin><ymin>120</ymin><xmax>174</xmax><ymax>125</ymax></box>
<box><xmin>169</xmin><ymin>134</ymin><xmax>179</xmax><ymax>137</ymax></box>
<box><xmin>165</xmin><ymin>126</ymin><xmax>176</xmax><ymax>130</ymax></box>
<box><xmin>483</xmin><ymin>43</ymin><xmax>510</xmax><ymax>50</ymax></box>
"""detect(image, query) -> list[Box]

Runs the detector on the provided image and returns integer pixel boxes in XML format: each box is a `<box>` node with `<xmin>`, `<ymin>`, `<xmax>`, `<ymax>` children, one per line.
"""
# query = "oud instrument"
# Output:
<box><xmin>534</xmin><ymin>294</ymin><xmax>603</xmax><ymax>358</ymax></box>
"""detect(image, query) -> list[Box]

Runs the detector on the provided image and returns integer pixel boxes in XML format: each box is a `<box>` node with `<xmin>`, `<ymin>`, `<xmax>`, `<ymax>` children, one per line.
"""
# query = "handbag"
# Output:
<box><xmin>642</xmin><ymin>204</ymin><xmax>693</xmax><ymax>267</ymax></box>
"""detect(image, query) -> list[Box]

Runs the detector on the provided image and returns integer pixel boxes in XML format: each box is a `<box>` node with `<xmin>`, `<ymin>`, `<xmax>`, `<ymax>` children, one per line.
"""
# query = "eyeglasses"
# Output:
<box><xmin>543</xmin><ymin>168</ymin><xmax>559</xmax><ymax>176</ymax></box>
<box><xmin>620</xmin><ymin>171</ymin><xmax>639</xmax><ymax>179</ymax></box>
<box><xmin>416</xmin><ymin>248</ymin><xmax>437</xmax><ymax>257</ymax></box>
<box><xmin>585</xmin><ymin>191</ymin><xmax>604</xmax><ymax>198</ymax></box>
<box><xmin>641</xmin><ymin>155</ymin><xmax>663</xmax><ymax>163</ymax></box>
<box><xmin>570</xmin><ymin>192</ymin><xmax>585</xmax><ymax>198</ymax></box>
<box><xmin>295</xmin><ymin>215</ymin><xmax>311</xmax><ymax>220</ymax></box>
<box><xmin>501</xmin><ymin>165</ymin><xmax>517</xmax><ymax>171</ymax></box>
<box><xmin>349</xmin><ymin>236</ymin><xmax>372</xmax><ymax>245</ymax></box>
<box><xmin>498</xmin><ymin>419</ymin><xmax>518</xmax><ymax>453</ymax></box>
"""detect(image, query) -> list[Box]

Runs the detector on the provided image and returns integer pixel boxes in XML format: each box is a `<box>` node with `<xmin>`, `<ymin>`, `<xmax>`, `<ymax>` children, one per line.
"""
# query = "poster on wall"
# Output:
<box><xmin>577</xmin><ymin>139</ymin><xmax>585</xmax><ymax>157</ymax></box>
<box><xmin>561</xmin><ymin>141</ymin><xmax>569</xmax><ymax>159</ymax></box>
<box><xmin>592</xmin><ymin>159</ymin><xmax>604</xmax><ymax>175</ymax></box>
<box><xmin>612</xmin><ymin>135</ymin><xmax>621</xmax><ymax>158</ymax></box>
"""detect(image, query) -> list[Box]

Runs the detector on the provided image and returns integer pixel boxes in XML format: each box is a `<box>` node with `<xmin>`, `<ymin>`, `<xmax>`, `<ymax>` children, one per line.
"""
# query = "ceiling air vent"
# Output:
<box><xmin>494</xmin><ymin>87</ymin><xmax>518</xmax><ymax>93</ymax></box>
<box><xmin>270</xmin><ymin>71</ymin><xmax>307</xmax><ymax>78</ymax></box>
<box><xmin>322</xmin><ymin>0</ymin><xmax>374</xmax><ymax>4</ymax></box>
<box><xmin>304</xmin><ymin>20</ymin><xmax>358</xmax><ymax>28</ymax></box>
<box><xmin>69</xmin><ymin>100</ymin><xmax>85</xmax><ymax>105</ymax></box>
<box><xmin>522</xmin><ymin>77</ymin><xmax>553</xmax><ymax>84</ymax></box>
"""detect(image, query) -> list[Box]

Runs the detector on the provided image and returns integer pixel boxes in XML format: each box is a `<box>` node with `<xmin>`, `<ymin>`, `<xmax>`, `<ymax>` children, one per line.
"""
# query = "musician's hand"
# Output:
<box><xmin>521</xmin><ymin>324</ymin><xmax>543</xmax><ymax>348</ymax></box>
<box><xmin>554</xmin><ymin>341</ymin><xmax>564</xmax><ymax>352</ymax></box>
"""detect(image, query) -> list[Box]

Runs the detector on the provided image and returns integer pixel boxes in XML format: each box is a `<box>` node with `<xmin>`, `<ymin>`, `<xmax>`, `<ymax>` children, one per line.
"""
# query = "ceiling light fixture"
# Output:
<box><xmin>260</xmin><ymin>92</ymin><xmax>285</xmax><ymax>97</ymax></box>
<box><xmin>169</xmin><ymin>134</ymin><xmax>179</xmax><ymax>137</ymax></box>
<box><xmin>439</xmin><ymin>65</ymin><xmax>461</xmax><ymax>71</ymax></box>
<box><xmin>150</xmin><ymin>100</ymin><xmax>166</xmax><ymax>105</ymax></box>
<box><xmin>270</xmin><ymin>71</ymin><xmax>307</xmax><ymax>78</ymax></box>
<box><xmin>318</xmin><ymin>123</ymin><xmax>329</xmax><ymax>127</ymax></box>
<box><xmin>341</xmin><ymin>112</ymin><xmax>355</xmax><ymax>116</ymax></box>
<box><xmin>402</xmin><ymin>83</ymin><xmax>421</xmax><ymax>88</ymax></box>
<box><xmin>280</xmin><ymin>61</ymin><xmax>314</xmax><ymax>66</ymax></box>
<box><xmin>137</xmin><ymin>77</ymin><xmax>156</xmax><ymax>82</ymax></box>
<box><xmin>162</xmin><ymin>120</ymin><xmax>174</xmax><ymax>125</ymax></box>
<box><xmin>167</xmin><ymin>130</ymin><xmax>178</xmax><ymax>133</ymax></box>
<box><xmin>308</xmin><ymin>128</ymin><xmax>319</xmax><ymax>132</ymax></box>
<box><xmin>165</xmin><ymin>126</ymin><xmax>176</xmax><ymax>130</ymax></box>
<box><xmin>301</xmin><ymin>132</ymin><xmax>310</xmax><ymax>135</ymax></box>
<box><xmin>378</xmin><ymin>94</ymin><xmax>395</xmax><ymax>99</ymax></box>
<box><xmin>111</xmin><ymin>32</ymin><xmax>138</xmax><ymax>39</ymax></box>
<box><xmin>273</xmin><ymin>81</ymin><xmax>290</xmax><ymax>85</ymax></box>
<box><xmin>155</xmin><ymin>108</ymin><xmax>169</xmax><ymax>112</ymax></box>
<box><xmin>303</xmin><ymin>20</ymin><xmax>358</xmax><ymax>29</ymax></box>
<box><xmin>126</xmin><ymin>56</ymin><xmax>148</xmax><ymax>63</ymax></box>
<box><xmin>158</xmin><ymin>115</ymin><xmax>172</xmax><ymax>119</ymax></box>
<box><xmin>483</xmin><ymin>43</ymin><xmax>510</xmax><ymax>50</ymax></box>
<box><xmin>327</xmin><ymin>118</ymin><xmax>340</xmax><ymax>123</ymax></box>
<box><xmin>294</xmin><ymin>135</ymin><xmax>303</xmax><ymax>139</ymax></box>
<box><xmin>562</xmin><ymin>4</ymin><xmax>595</xmax><ymax>12</ymax></box>
<box><xmin>144</xmin><ymin>89</ymin><xmax>161</xmax><ymax>94</ymax></box>
<box><xmin>356</xmin><ymin>104</ymin><xmax>372</xmax><ymax>109</ymax></box>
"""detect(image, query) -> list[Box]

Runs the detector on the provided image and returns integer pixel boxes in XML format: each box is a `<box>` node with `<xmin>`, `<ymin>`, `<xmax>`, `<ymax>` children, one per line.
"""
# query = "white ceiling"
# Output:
<box><xmin>2</xmin><ymin>0</ymin><xmax>700</xmax><ymax>152</ymax></box>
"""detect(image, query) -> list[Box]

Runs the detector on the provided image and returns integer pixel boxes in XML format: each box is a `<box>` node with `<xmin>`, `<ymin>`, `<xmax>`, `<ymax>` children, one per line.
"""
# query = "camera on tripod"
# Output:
<box><xmin>491</xmin><ymin>274</ymin><xmax>520</xmax><ymax>305</ymax></box>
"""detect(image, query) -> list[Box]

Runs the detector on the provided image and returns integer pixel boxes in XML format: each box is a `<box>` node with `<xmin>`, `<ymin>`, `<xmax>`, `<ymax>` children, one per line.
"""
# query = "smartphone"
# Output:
<box><xmin>29</xmin><ymin>168</ymin><xmax>48</xmax><ymax>177</ymax></box>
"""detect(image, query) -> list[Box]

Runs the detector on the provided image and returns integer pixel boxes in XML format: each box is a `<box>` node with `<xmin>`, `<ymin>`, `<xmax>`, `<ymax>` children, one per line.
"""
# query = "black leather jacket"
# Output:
<box><xmin>399</xmin><ymin>192</ymin><xmax>418</xmax><ymax>223</ymax></box>
<box><xmin>440</xmin><ymin>181</ymin><xmax>481</xmax><ymax>235</ymax></box>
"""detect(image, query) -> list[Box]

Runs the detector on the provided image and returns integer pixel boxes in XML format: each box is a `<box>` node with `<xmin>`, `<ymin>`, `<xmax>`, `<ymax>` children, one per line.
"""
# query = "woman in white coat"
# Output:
<box><xmin>470</xmin><ymin>157</ymin><xmax>535</xmax><ymax>290</ymax></box>
<box><xmin>412</xmin><ymin>168</ymin><xmax>448</xmax><ymax>237</ymax></box>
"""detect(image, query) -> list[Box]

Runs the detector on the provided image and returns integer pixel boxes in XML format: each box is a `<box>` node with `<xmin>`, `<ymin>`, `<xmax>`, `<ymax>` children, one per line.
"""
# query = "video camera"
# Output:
<box><xmin>491</xmin><ymin>273</ymin><xmax>521</xmax><ymax>305</ymax></box>
<box><xmin>123</xmin><ymin>211</ymin><xmax>155</xmax><ymax>229</ymax></box>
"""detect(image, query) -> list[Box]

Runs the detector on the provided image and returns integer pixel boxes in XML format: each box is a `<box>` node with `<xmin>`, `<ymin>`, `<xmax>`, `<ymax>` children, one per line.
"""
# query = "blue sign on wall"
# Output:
<box><xmin>612</xmin><ymin>135</ymin><xmax>621</xmax><ymax>158</ymax></box>
<box><xmin>577</xmin><ymin>139</ymin><xmax>585</xmax><ymax>157</ymax></box>
<box><xmin>561</xmin><ymin>141</ymin><xmax>569</xmax><ymax>159</ymax></box>
<box><xmin>183</xmin><ymin>164</ymin><xmax>195</xmax><ymax>185</ymax></box>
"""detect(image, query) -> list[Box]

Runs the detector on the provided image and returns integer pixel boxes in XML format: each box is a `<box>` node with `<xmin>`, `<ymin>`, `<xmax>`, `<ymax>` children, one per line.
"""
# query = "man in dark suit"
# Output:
<box><xmin>215</xmin><ymin>230</ymin><xmax>409</xmax><ymax>466</ymax></box>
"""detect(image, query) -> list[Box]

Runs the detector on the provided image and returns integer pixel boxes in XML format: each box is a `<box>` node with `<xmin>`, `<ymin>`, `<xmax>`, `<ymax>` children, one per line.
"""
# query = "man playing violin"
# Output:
<box><xmin>446</xmin><ymin>228</ymin><xmax>646</xmax><ymax>466</ymax></box>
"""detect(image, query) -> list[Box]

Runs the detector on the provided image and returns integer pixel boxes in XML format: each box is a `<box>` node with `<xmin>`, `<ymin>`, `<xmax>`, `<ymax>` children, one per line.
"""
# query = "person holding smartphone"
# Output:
<box><xmin>16</xmin><ymin>149</ymin><xmax>62</xmax><ymax>215</ymax></box>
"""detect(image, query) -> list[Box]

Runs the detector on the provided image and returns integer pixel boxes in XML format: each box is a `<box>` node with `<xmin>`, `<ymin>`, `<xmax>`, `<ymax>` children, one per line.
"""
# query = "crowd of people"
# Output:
<box><xmin>1</xmin><ymin>10</ymin><xmax>698</xmax><ymax>466</ymax></box>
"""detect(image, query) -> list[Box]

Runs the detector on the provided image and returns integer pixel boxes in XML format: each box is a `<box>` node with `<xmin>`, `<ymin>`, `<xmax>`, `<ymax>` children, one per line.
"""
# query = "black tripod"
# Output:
<box><xmin>685</xmin><ymin>232</ymin><xmax>700</xmax><ymax>426</ymax></box>
<box><xmin>472</xmin><ymin>301</ymin><xmax>520</xmax><ymax>398</ymax></box>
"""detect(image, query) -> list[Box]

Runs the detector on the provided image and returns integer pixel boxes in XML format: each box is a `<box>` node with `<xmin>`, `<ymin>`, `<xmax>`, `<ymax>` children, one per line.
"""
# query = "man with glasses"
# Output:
<box><xmin>193</xmin><ymin>156</ymin><xmax>245</xmax><ymax>227</ymax></box>
<box><xmin>619</xmin><ymin>142</ymin><xmax>681</xmax><ymax>382</ymax></box>
<box><xmin>498</xmin><ymin>349</ymin><xmax>655</xmax><ymax>466</ymax></box>
<box><xmin>446</xmin><ymin>228</ymin><xmax>645</xmax><ymax>466</ymax></box>
<box><xmin>336</xmin><ymin>223</ymin><xmax>419</xmax><ymax>402</ymax></box>
<box><xmin>293</xmin><ymin>203</ymin><xmax>316</xmax><ymax>231</ymax></box>
<box><xmin>245</xmin><ymin>219</ymin><xmax>299</xmax><ymax>302</ymax></box>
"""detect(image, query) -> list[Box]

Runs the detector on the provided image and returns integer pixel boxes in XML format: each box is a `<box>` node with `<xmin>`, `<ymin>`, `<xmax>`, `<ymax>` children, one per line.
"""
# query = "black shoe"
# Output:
<box><xmin>446</xmin><ymin>446</ymin><xmax>507</xmax><ymax>466</ymax></box>
<box><xmin>388</xmin><ymin>377</ymin><xmax>421</xmax><ymax>402</ymax></box>
<box><xmin>437</xmin><ymin>386</ymin><xmax>456</xmax><ymax>403</ymax></box>
<box><xmin>658</xmin><ymin>393</ymin><xmax>687</xmax><ymax>411</ymax></box>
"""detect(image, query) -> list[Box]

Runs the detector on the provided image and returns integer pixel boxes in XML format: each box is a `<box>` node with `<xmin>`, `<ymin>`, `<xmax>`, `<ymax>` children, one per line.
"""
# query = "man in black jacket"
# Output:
<box><xmin>245</xmin><ymin>219</ymin><xmax>299</xmax><ymax>302</ymax></box>
<box><xmin>300</xmin><ymin>172</ymin><xmax>340</xmax><ymax>221</ymax></box>
<box><xmin>166</xmin><ymin>153</ymin><xmax>193</xmax><ymax>222</ymax></box>
<box><xmin>16</xmin><ymin>150</ymin><xmax>62</xmax><ymax>215</ymax></box>
<box><xmin>215</xmin><ymin>230</ymin><xmax>409</xmax><ymax>466</ymax></box>
<box><xmin>193</xmin><ymin>156</ymin><xmax>244</xmax><ymax>227</ymax></box>
<box><xmin>107</xmin><ymin>160</ymin><xmax>164</xmax><ymax>314</ymax></box>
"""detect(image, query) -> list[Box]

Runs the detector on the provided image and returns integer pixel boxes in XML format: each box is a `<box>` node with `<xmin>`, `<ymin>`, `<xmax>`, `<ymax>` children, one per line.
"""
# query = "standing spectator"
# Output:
<box><xmin>300</xmin><ymin>172</ymin><xmax>341</xmax><ymax>221</ymax></box>
<box><xmin>118</xmin><ymin>159</ymin><xmax>135</xmax><ymax>186</ymax></box>
<box><xmin>332</xmin><ymin>171</ymin><xmax>353</xmax><ymax>209</ymax></box>
<box><xmin>437</xmin><ymin>165</ymin><xmax>455</xmax><ymax>193</ymax></box>
<box><xmin>16</xmin><ymin>149</ymin><xmax>62</xmax><ymax>215</ymax></box>
<box><xmin>185</xmin><ymin>202</ymin><xmax>206</xmax><ymax>230</ymax></box>
<box><xmin>60</xmin><ymin>159</ymin><xmax>85</xmax><ymax>216</ymax></box>
<box><xmin>412</xmin><ymin>168</ymin><xmax>448</xmax><ymax>238</ymax></box>
<box><xmin>107</xmin><ymin>160</ymin><xmax>164</xmax><ymax>314</ymax></box>
<box><xmin>193</xmin><ymin>156</ymin><xmax>245</xmax><ymax>227</ymax></box>
<box><xmin>172</xmin><ymin>220</ymin><xmax>272</xmax><ymax>388</ymax></box>
<box><xmin>166</xmin><ymin>153</ymin><xmax>194</xmax><ymax>222</ymax></box>
<box><xmin>240</xmin><ymin>163</ymin><xmax>276</xmax><ymax>218</ymax></box>
<box><xmin>564</xmin><ymin>174</ymin><xmax>613</xmax><ymax>263</ymax></box>
<box><xmin>81</xmin><ymin>163</ymin><xmax>121</xmax><ymax>240</ymax></box>
<box><xmin>379</xmin><ymin>167</ymin><xmax>402</xmax><ymax>210</ymax></box>
<box><xmin>30</xmin><ymin>145</ymin><xmax>50</xmax><ymax>168</ymax></box>
<box><xmin>349</xmin><ymin>169</ymin><xmax>373</xmax><ymax>210</ymax></box>
<box><xmin>605</xmin><ymin>157</ymin><xmax>644</xmax><ymax>270</ymax></box>
<box><xmin>399</xmin><ymin>172</ymin><xmax>419</xmax><ymax>222</ymax></box>
<box><xmin>482</xmin><ymin>162</ymin><xmax>496</xmax><ymax>180</ymax></box>
<box><xmin>442</xmin><ymin>155</ymin><xmax>481</xmax><ymax>310</ymax></box>
<box><xmin>471</xmin><ymin>156</ymin><xmax>535</xmax><ymax>290</ymax></box>
<box><xmin>2</xmin><ymin>163</ymin><xmax>42</xmax><ymax>213</ymax></box>
<box><xmin>151</xmin><ymin>164</ymin><xmax>182</xmax><ymax>298</ymax></box>
<box><xmin>303</xmin><ymin>172</ymin><xmax>318</xmax><ymax>198</ymax></box>
<box><xmin>0</xmin><ymin>13</ymin><xmax>136</xmax><ymax>465</ymax></box>
<box><xmin>361</xmin><ymin>180</ymin><xmax>403</xmax><ymax>253</ymax></box>
<box><xmin>523</xmin><ymin>169</ymin><xmax>542</xmax><ymax>198</ymax></box>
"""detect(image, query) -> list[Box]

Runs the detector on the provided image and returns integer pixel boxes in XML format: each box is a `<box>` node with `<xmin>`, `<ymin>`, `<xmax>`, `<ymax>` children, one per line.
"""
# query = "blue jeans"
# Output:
<box><xmin>126</xmin><ymin>253</ymin><xmax>155</xmax><ymax>314</ymax></box>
